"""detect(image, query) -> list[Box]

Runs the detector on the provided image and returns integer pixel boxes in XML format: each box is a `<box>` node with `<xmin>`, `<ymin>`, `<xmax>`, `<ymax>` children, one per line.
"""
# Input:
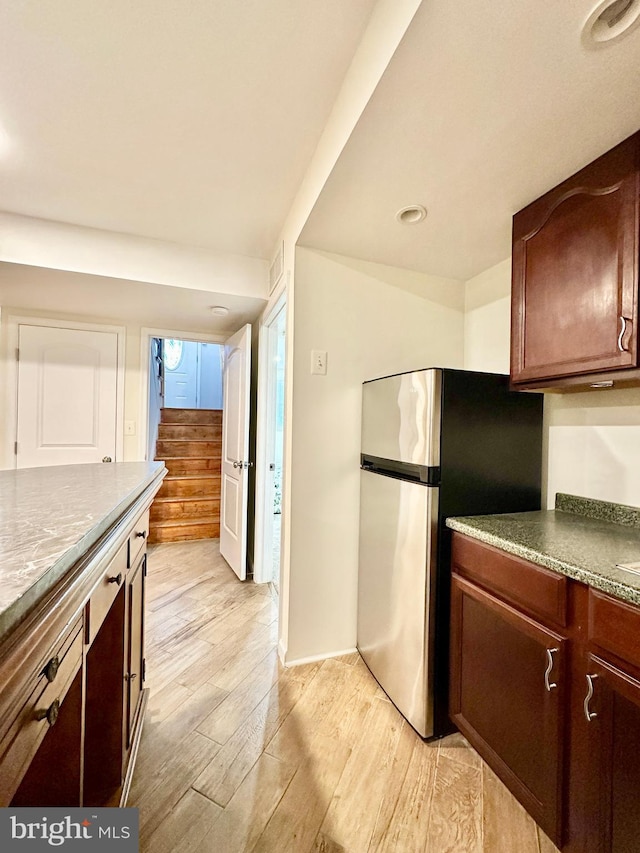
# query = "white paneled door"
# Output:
<box><xmin>164</xmin><ymin>339</ymin><xmax>199</xmax><ymax>408</ymax></box>
<box><xmin>16</xmin><ymin>323</ymin><xmax>119</xmax><ymax>468</ymax></box>
<box><xmin>220</xmin><ymin>324</ymin><xmax>252</xmax><ymax>580</ymax></box>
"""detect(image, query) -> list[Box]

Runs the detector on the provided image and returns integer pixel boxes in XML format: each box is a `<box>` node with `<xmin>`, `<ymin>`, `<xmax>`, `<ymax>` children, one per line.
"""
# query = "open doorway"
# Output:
<box><xmin>257</xmin><ymin>298</ymin><xmax>286</xmax><ymax>589</ymax></box>
<box><xmin>147</xmin><ymin>336</ymin><xmax>224</xmax><ymax>544</ymax></box>
<box><xmin>148</xmin><ymin>339</ymin><xmax>223</xmax><ymax>453</ymax></box>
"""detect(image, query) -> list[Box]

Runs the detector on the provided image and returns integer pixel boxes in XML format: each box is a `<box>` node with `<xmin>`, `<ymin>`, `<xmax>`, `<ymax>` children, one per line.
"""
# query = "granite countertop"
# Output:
<box><xmin>0</xmin><ymin>461</ymin><xmax>166</xmax><ymax>640</ymax></box>
<box><xmin>446</xmin><ymin>493</ymin><xmax>640</xmax><ymax>606</ymax></box>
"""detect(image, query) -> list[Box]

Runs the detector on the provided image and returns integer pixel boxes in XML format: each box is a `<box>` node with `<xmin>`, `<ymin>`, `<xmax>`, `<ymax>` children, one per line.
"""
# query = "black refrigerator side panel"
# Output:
<box><xmin>433</xmin><ymin>370</ymin><xmax>544</xmax><ymax>737</ymax></box>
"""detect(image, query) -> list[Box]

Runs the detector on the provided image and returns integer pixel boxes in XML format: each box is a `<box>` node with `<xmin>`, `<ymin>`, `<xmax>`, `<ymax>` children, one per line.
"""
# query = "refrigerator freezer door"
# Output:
<box><xmin>357</xmin><ymin>469</ymin><xmax>438</xmax><ymax>738</ymax></box>
<box><xmin>361</xmin><ymin>369</ymin><xmax>441</xmax><ymax>466</ymax></box>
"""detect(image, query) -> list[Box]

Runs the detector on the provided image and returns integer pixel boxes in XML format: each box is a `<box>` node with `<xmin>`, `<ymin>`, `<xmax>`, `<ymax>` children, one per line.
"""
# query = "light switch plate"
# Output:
<box><xmin>311</xmin><ymin>350</ymin><xmax>327</xmax><ymax>375</ymax></box>
<box><xmin>124</xmin><ymin>420</ymin><xmax>137</xmax><ymax>436</ymax></box>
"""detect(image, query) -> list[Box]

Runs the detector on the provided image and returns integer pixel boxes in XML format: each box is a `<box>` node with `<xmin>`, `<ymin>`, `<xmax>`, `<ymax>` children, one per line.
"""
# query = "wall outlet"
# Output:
<box><xmin>311</xmin><ymin>350</ymin><xmax>327</xmax><ymax>375</ymax></box>
<box><xmin>124</xmin><ymin>420</ymin><xmax>136</xmax><ymax>436</ymax></box>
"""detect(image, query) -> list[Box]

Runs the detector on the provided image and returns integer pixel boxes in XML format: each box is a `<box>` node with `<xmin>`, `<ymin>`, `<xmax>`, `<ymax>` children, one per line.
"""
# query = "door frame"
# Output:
<box><xmin>253</xmin><ymin>291</ymin><xmax>287</xmax><ymax>584</ymax></box>
<box><xmin>138</xmin><ymin>326</ymin><xmax>225</xmax><ymax>460</ymax></box>
<box><xmin>5</xmin><ymin>314</ymin><xmax>126</xmax><ymax>469</ymax></box>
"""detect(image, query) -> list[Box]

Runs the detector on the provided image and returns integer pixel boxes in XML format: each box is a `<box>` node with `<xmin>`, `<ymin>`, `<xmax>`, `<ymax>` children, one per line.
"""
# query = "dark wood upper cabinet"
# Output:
<box><xmin>511</xmin><ymin>131</ymin><xmax>640</xmax><ymax>387</ymax></box>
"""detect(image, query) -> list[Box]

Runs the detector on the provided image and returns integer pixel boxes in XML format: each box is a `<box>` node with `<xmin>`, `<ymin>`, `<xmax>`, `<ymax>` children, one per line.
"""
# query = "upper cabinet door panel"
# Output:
<box><xmin>511</xmin><ymin>132</ymin><xmax>640</xmax><ymax>385</ymax></box>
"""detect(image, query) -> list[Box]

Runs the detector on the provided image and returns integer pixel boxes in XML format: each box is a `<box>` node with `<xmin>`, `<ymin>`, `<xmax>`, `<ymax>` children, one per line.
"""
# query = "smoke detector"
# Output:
<box><xmin>582</xmin><ymin>0</ymin><xmax>640</xmax><ymax>47</ymax></box>
<box><xmin>210</xmin><ymin>305</ymin><xmax>229</xmax><ymax>317</ymax></box>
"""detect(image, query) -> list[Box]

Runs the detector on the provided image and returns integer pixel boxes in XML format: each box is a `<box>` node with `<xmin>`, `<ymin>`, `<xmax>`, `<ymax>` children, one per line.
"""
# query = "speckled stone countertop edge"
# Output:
<box><xmin>445</xmin><ymin>516</ymin><xmax>640</xmax><ymax>608</ymax></box>
<box><xmin>555</xmin><ymin>492</ymin><xmax>640</xmax><ymax>528</ymax></box>
<box><xmin>0</xmin><ymin>463</ymin><xmax>166</xmax><ymax>643</ymax></box>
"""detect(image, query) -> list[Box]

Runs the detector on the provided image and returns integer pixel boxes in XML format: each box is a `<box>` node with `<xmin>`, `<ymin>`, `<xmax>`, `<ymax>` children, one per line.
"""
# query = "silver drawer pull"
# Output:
<box><xmin>584</xmin><ymin>673</ymin><xmax>598</xmax><ymax>722</ymax></box>
<box><xmin>544</xmin><ymin>647</ymin><xmax>559</xmax><ymax>691</ymax></box>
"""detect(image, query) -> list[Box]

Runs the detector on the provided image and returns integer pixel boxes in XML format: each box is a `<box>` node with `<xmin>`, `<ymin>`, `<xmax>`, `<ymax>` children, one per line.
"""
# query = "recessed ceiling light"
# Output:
<box><xmin>210</xmin><ymin>305</ymin><xmax>229</xmax><ymax>317</ymax></box>
<box><xmin>582</xmin><ymin>0</ymin><xmax>640</xmax><ymax>47</ymax></box>
<box><xmin>395</xmin><ymin>204</ymin><xmax>427</xmax><ymax>224</ymax></box>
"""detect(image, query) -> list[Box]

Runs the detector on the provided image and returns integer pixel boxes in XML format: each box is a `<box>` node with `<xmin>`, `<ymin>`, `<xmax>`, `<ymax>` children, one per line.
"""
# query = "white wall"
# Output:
<box><xmin>285</xmin><ymin>248</ymin><xmax>465</xmax><ymax>663</ymax></box>
<box><xmin>198</xmin><ymin>343</ymin><xmax>224</xmax><ymax>410</ymax></box>
<box><xmin>260</xmin><ymin>0</ymin><xmax>423</xmax><ymax>660</ymax></box>
<box><xmin>464</xmin><ymin>259</ymin><xmax>640</xmax><ymax>510</ymax></box>
<box><xmin>463</xmin><ymin>259</ymin><xmax>511</xmax><ymax>374</ymax></box>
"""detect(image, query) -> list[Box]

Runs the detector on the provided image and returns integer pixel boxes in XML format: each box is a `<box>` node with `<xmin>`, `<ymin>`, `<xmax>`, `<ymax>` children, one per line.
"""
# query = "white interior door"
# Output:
<box><xmin>17</xmin><ymin>324</ymin><xmax>119</xmax><ymax>468</ymax></box>
<box><xmin>164</xmin><ymin>339</ymin><xmax>199</xmax><ymax>408</ymax></box>
<box><xmin>220</xmin><ymin>324</ymin><xmax>252</xmax><ymax>579</ymax></box>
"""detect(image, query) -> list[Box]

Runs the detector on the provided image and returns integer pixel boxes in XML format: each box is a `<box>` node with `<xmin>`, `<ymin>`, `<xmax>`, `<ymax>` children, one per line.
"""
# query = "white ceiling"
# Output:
<box><xmin>1</xmin><ymin>1</ymin><xmax>639</xmax><ymax>287</ymax></box>
<box><xmin>300</xmin><ymin>0</ymin><xmax>640</xmax><ymax>281</ymax></box>
<box><xmin>0</xmin><ymin>263</ymin><xmax>266</xmax><ymax>334</ymax></box>
<box><xmin>0</xmin><ymin>0</ymin><xmax>377</xmax><ymax>260</ymax></box>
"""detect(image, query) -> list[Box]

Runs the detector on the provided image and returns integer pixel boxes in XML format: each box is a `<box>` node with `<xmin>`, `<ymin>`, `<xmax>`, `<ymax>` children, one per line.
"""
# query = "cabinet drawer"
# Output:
<box><xmin>0</xmin><ymin>620</ymin><xmax>83</xmax><ymax>805</ymax></box>
<box><xmin>86</xmin><ymin>543</ymin><xmax>128</xmax><ymax>647</ymax></box>
<box><xmin>589</xmin><ymin>589</ymin><xmax>640</xmax><ymax>670</ymax></box>
<box><xmin>451</xmin><ymin>533</ymin><xmax>567</xmax><ymax>627</ymax></box>
<box><xmin>128</xmin><ymin>509</ymin><xmax>149</xmax><ymax>568</ymax></box>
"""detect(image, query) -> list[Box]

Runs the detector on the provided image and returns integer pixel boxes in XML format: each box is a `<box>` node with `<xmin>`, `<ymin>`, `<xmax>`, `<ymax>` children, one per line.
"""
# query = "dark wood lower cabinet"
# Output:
<box><xmin>451</xmin><ymin>531</ymin><xmax>640</xmax><ymax>853</ymax></box>
<box><xmin>450</xmin><ymin>573</ymin><xmax>565</xmax><ymax>845</ymax></box>
<box><xmin>11</xmin><ymin>670</ymin><xmax>84</xmax><ymax>807</ymax></box>
<box><xmin>84</xmin><ymin>583</ymin><xmax>127</xmax><ymax>806</ymax></box>
<box><xmin>126</xmin><ymin>555</ymin><xmax>146</xmax><ymax>749</ymax></box>
<box><xmin>0</xmin><ymin>500</ymin><xmax>153</xmax><ymax>808</ymax></box>
<box><xmin>583</xmin><ymin>655</ymin><xmax>640</xmax><ymax>853</ymax></box>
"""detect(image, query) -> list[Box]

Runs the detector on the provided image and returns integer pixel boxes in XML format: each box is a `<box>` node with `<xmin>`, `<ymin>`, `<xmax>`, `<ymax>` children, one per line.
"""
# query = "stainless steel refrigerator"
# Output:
<box><xmin>357</xmin><ymin>368</ymin><xmax>543</xmax><ymax>739</ymax></box>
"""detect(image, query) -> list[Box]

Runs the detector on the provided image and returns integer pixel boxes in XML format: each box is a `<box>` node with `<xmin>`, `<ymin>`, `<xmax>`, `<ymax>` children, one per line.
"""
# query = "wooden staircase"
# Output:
<box><xmin>149</xmin><ymin>408</ymin><xmax>222</xmax><ymax>543</ymax></box>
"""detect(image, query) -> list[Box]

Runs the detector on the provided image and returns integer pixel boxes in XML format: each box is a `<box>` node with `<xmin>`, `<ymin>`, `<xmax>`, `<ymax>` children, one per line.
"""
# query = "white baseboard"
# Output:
<box><xmin>283</xmin><ymin>646</ymin><xmax>358</xmax><ymax>668</ymax></box>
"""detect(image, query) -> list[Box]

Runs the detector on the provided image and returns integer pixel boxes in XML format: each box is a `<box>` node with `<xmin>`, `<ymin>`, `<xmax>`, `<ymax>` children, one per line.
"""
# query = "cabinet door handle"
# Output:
<box><xmin>108</xmin><ymin>573</ymin><xmax>123</xmax><ymax>585</ymax></box>
<box><xmin>618</xmin><ymin>316</ymin><xmax>631</xmax><ymax>352</ymax></box>
<box><xmin>544</xmin><ymin>647</ymin><xmax>559</xmax><ymax>691</ymax></box>
<box><xmin>135</xmin><ymin>530</ymin><xmax>147</xmax><ymax>539</ymax></box>
<box><xmin>35</xmin><ymin>699</ymin><xmax>60</xmax><ymax>727</ymax></box>
<box><xmin>584</xmin><ymin>673</ymin><xmax>598</xmax><ymax>722</ymax></box>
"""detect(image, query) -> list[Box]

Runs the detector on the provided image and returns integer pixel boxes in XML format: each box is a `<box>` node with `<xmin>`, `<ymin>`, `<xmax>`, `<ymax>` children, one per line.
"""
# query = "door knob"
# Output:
<box><xmin>35</xmin><ymin>699</ymin><xmax>60</xmax><ymax>727</ymax></box>
<box><xmin>102</xmin><ymin>456</ymin><xmax>112</xmax><ymax>463</ymax></box>
<box><xmin>41</xmin><ymin>656</ymin><xmax>60</xmax><ymax>684</ymax></box>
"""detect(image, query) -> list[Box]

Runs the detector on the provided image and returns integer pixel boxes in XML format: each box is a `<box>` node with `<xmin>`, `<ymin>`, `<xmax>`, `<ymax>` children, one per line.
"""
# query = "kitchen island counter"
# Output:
<box><xmin>0</xmin><ymin>460</ymin><xmax>165</xmax><ymax>807</ymax></box>
<box><xmin>0</xmin><ymin>461</ymin><xmax>166</xmax><ymax>641</ymax></box>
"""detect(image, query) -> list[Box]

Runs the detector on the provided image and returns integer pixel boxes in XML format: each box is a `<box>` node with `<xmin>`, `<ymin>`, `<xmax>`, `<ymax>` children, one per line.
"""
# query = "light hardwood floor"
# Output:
<box><xmin>129</xmin><ymin>540</ymin><xmax>561</xmax><ymax>853</ymax></box>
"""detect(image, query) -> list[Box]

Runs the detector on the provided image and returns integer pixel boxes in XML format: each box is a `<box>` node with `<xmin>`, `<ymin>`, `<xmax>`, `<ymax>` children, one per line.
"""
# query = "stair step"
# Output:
<box><xmin>151</xmin><ymin>497</ymin><xmax>220</xmax><ymax>521</ymax></box>
<box><xmin>148</xmin><ymin>518</ymin><xmax>220</xmax><ymax>544</ymax></box>
<box><xmin>158</xmin><ymin>474</ymin><xmax>221</xmax><ymax>499</ymax></box>
<box><xmin>156</xmin><ymin>439</ymin><xmax>220</xmax><ymax>457</ymax></box>
<box><xmin>158</xmin><ymin>424</ymin><xmax>221</xmax><ymax>441</ymax></box>
<box><xmin>153</xmin><ymin>407</ymin><xmax>223</xmax><ymax>543</ymax></box>
<box><xmin>160</xmin><ymin>408</ymin><xmax>222</xmax><ymax>426</ymax></box>
<box><xmin>161</xmin><ymin>456</ymin><xmax>221</xmax><ymax>475</ymax></box>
